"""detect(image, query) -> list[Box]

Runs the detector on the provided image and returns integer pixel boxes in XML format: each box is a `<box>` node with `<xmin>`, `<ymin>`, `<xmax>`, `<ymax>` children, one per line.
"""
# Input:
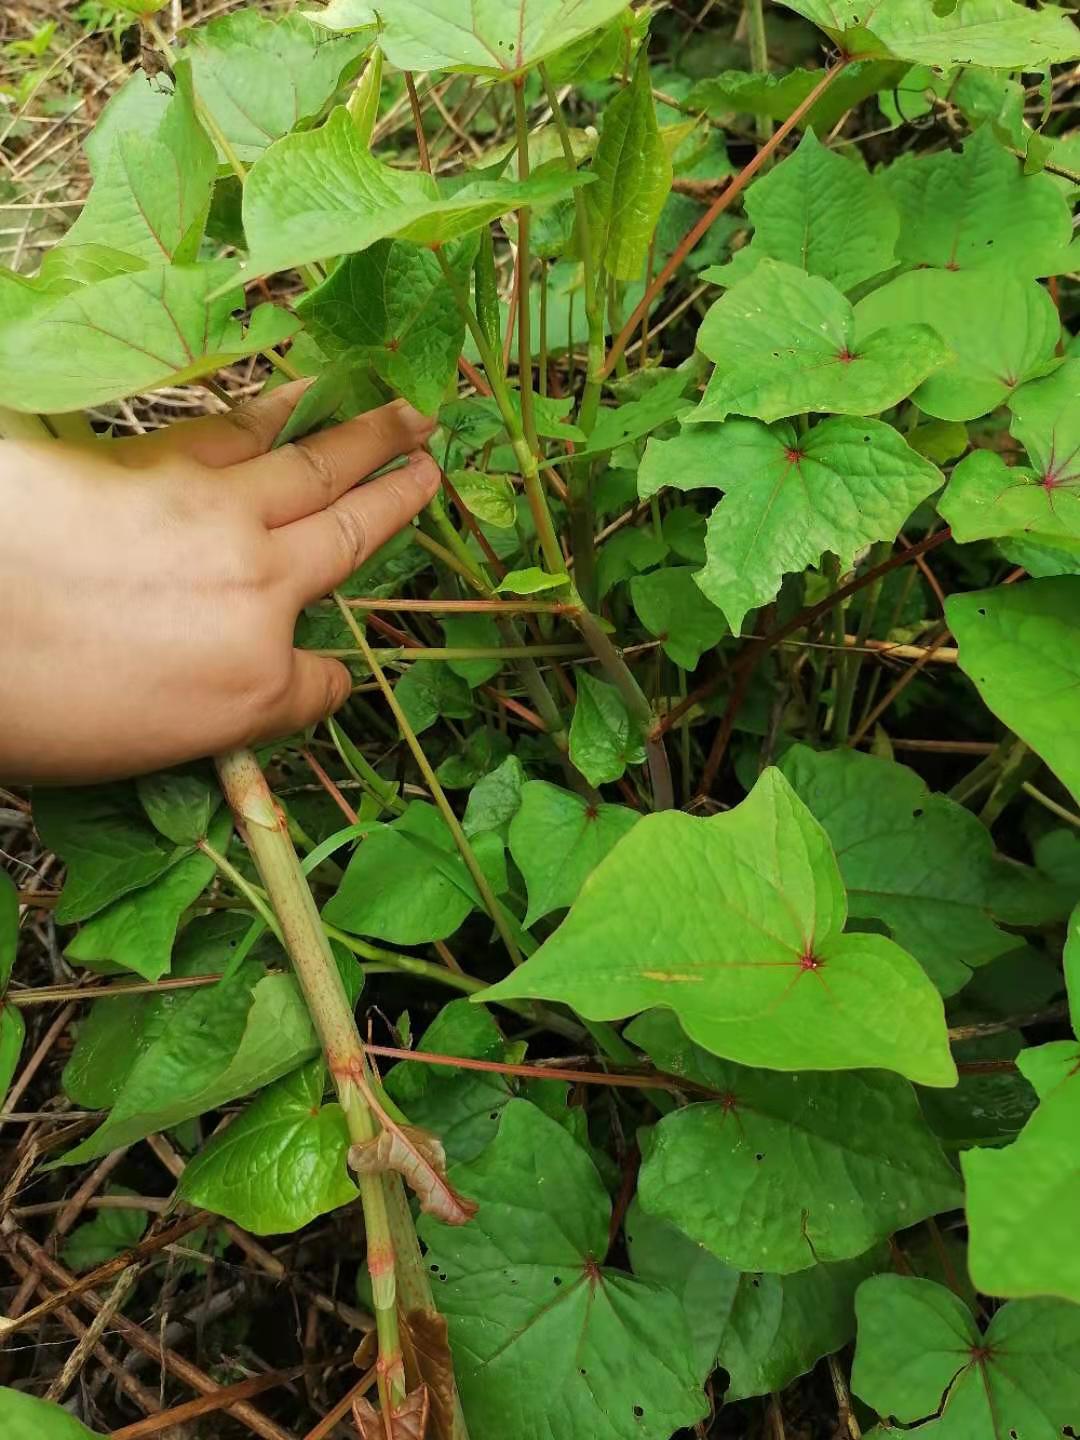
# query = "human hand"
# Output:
<box><xmin>0</xmin><ymin>384</ymin><xmax>439</xmax><ymax>783</ymax></box>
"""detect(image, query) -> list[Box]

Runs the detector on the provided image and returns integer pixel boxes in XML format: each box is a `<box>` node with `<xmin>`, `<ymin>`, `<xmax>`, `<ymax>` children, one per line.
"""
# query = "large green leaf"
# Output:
<box><xmin>0</xmin><ymin>1390</ymin><xmax>102</xmax><ymax>1439</ymax></box>
<box><xmin>323</xmin><ymin>803</ymin><xmax>503</xmax><ymax>944</ymax></box>
<box><xmin>588</xmin><ymin>50</ymin><xmax>671</xmax><ymax>281</ymax></box>
<box><xmin>56</xmin><ymin>919</ymin><xmax>318</xmax><ymax>1166</ymax></box>
<box><xmin>780</xmin><ymin>746</ymin><xmax>1027</xmax><ymax>995</ymax></box>
<box><xmin>962</xmin><ymin>1042</ymin><xmax>1080</xmax><ymax>1305</ymax></box>
<box><xmin>939</xmin><ymin>448</ymin><xmax>1080</xmax><ymax>555</ymax></box>
<box><xmin>779</xmin><ymin>0</ymin><xmax>1080</xmax><ymax>68</ymax></box>
<box><xmin>375</xmin><ymin>0</ymin><xmax>629</xmax><ymax>77</ymax></box>
<box><xmin>184</xmin><ymin>10</ymin><xmax>370</xmax><ymax>163</ymax></box>
<box><xmin>180</xmin><ymin>1061</ymin><xmax>358</xmax><ymax>1234</ymax></box>
<box><xmin>568</xmin><ymin>672</ymin><xmax>647</xmax><ymax>787</ymax></box>
<box><xmin>135</xmin><ymin>769</ymin><xmax>219</xmax><ymax>847</ymax></box>
<box><xmin>508</xmin><ymin>780</ymin><xmax>640</xmax><ymax>927</ymax></box>
<box><xmin>242</xmin><ymin>107</ymin><xmax>590</xmax><ymax>278</ymax></box>
<box><xmin>626</xmin><ymin>1202</ymin><xmax>887</xmax><ymax>1402</ymax></box>
<box><xmin>854</xmin><ymin>268</ymin><xmax>1061</xmax><ymax>423</ymax></box>
<box><xmin>691</xmin><ymin>261</ymin><xmax>947</xmax><ymax>425</ymax></box>
<box><xmin>34</xmin><ymin>783</ymin><xmax>194</xmax><ymax>923</ymax></box>
<box><xmin>0</xmin><ymin>261</ymin><xmax>295</xmax><ymax>414</ymax></box>
<box><xmin>686</xmin><ymin>61</ymin><xmax>908</xmax><ymax>135</ymax></box>
<box><xmin>630</xmin><ymin>565</ymin><xmax>728</xmax><ymax>669</ymax></box>
<box><xmin>882</xmin><ymin>126</ymin><xmax>1075</xmax><ymax>276</ymax></box>
<box><xmin>296</xmin><ymin>236</ymin><xmax>477</xmax><ymax>414</ymax></box>
<box><xmin>59</xmin><ymin>67</ymin><xmax>214</xmax><ymax>265</ymax></box>
<box><xmin>630</xmin><ymin>1011</ymin><xmax>960</xmax><ymax>1275</ymax></box>
<box><xmin>641</xmin><ymin>417</ymin><xmax>942</xmax><ymax>636</ymax></box>
<box><xmin>64</xmin><ymin>809</ymin><xmax>232</xmax><ymax>983</ymax></box>
<box><xmin>720</xmin><ymin>129</ymin><xmax>899</xmax><ymax>293</ymax></box>
<box><xmin>851</xmin><ymin>1275</ymin><xmax>1080</xmax><ymax>1436</ymax></box>
<box><xmin>418</xmin><ymin>1100</ymin><xmax>708</xmax><ymax>1440</ymax></box>
<box><xmin>948</xmin><ymin>578</ymin><xmax>1080</xmax><ymax>807</ymax></box>
<box><xmin>481</xmin><ymin>768</ymin><xmax>957</xmax><ymax>1086</ymax></box>
<box><xmin>1009</xmin><ymin>356</ymin><xmax>1080</xmax><ymax>481</ymax></box>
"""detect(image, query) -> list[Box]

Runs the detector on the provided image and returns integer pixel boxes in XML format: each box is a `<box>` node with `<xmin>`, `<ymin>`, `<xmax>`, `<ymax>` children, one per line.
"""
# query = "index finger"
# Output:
<box><xmin>232</xmin><ymin>399</ymin><xmax>436</xmax><ymax>528</ymax></box>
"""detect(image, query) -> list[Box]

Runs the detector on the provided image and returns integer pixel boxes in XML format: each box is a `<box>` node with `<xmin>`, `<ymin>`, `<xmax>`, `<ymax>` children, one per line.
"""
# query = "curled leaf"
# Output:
<box><xmin>349</xmin><ymin>1125</ymin><xmax>477</xmax><ymax>1226</ymax></box>
<box><xmin>353</xmin><ymin>1385</ymin><xmax>430</xmax><ymax>1440</ymax></box>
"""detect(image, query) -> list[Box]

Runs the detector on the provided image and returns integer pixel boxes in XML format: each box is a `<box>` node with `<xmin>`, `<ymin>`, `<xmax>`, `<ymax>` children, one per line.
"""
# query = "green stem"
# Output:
<box><xmin>513</xmin><ymin>80</ymin><xmax>539</xmax><ymax>456</ymax></box>
<box><xmin>334</xmin><ymin>597</ymin><xmax>525</xmax><ymax>967</ymax></box>
<box><xmin>213</xmin><ymin>749</ymin><xmax>408</xmax><ymax>1411</ymax></box>
<box><xmin>198</xmin><ymin>840</ymin><xmax>282</xmax><ymax>942</ymax></box>
<box><xmin>324</xmin><ymin>644</ymin><xmax>589</xmax><ymax>662</ymax></box>
<box><xmin>832</xmin><ymin>540</ymin><xmax>889</xmax><ymax>745</ymax></box>
<box><xmin>745</xmin><ymin>0</ymin><xmax>773</xmax><ymax>142</ymax></box>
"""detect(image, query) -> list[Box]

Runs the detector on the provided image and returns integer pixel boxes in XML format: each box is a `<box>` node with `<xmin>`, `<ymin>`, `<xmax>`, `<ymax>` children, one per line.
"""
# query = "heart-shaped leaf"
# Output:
<box><xmin>481</xmin><ymin>768</ymin><xmax>957</xmax><ymax>1086</ymax></box>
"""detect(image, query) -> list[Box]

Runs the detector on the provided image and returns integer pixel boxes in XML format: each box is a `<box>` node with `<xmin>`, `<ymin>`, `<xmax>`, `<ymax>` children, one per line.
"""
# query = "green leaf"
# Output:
<box><xmin>441</xmin><ymin>614</ymin><xmax>504</xmax><ymax>686</ymax></box>
<box><xmin>630</xmin><ymin>566</ymin><xmax>728</xmax><ymax>669</ymax></box>
<box><xmin>0</xmin><ymin>1390</ymin><xmax>102</xmax><ymax>1439</ymax></box>
<box><xmin>65</xmin><ymin>809</ymin><xmax>231</xmax><ymax>983</ymax></box>
<box><xmin>1009</xmin><ymin>352</ymin><xmax>1080</xmax><ymax>486</ymax></box>
<box><xmin>882</xmin><ymin>125</ymin><xmax>1075</xmax><ymax>275</ymax></box>
<box><xmin>447</xmin><ymin>469</ymin><xmax>516</xmax><ymax>529</ymax></box>
<box><xmin>302</xmin><ymin>0</ymin><xmax>378</xmax><ymax>31</ymax></box>
<box><xmin>630</xmin><ymin>1010</ymin><xmax>960</xmax><ymax>1275</ymax></box>
<box><xmin>481</xmin><ymin>768</ymin><xmax>957</xmax><ymax>1087</ymax></box>
<box><xmin>569</xmin><ymin>672</ymin><xmax>647</xmax><ymax>787</ymax></box>
<box><xmin>851</xmin><ymin>1275</ymin><xmax>1080</xmax><ymax>1436</ymax></box>
<box><xmin>908</xmin><ymin>419</ymin><xmax>969</xmax><ymax>465</ymax></box>
<box><xmin>184</xmin><ymin>10</ymin><xmax>371</xmax><ymax>163</ymax></box>
<box><xmin>394</xmin><ymin>661</ymin><xmax>474</xmax><ymax>735</ymax></box>
<box><xmin>962</xmin><ymin>1049</ymin><xmax>1080</xmax><ymax>1305</ymax></box>
<box><xmin>720</xmin><ymin>129</ymin><xmax>899</xmax><ymax>293</ymax></box>
<box><xmin>375</xmin><ymin>0</ymin><xmax>629</xmax><ymax>77</ymax></box>
<box><xmin>778</xmin><ymin>0</ymin><xmax>1080</xmax><ymax>69</ymax></box>
<box><xmin>0</xmin><ymin>1008</ymin><xmax>24</xmax><ymax>1110</ymax></box>
<box><xmin>56</xmin><ymin>930</ymin><xmax>318</xmax><ymax>1166</ymax></box>
<box><xmin>509</xmin><ymin>780</ymin><xmax>639</xmax><ymax>927</ymax></box>
<box><xmin>135</xmin><ymin>768</ymin><xmax>218</xmax><ymax>846</ymax></box>
<box><xmin>34</xmin><ymin>783</ymin><xmax>194</xmax><ymax>923</ymax></box>
<box><xmin>59</xmin><ymin>66</ymin><xmax>215</xmax><ymax>264</ymax></box>
<box><xmin>296</xmin><ymin>236</ymin><xmax>477</xmax><ymax>413</ymax></box>
<box><xmin>0</xmin><ymin>868</ymin><xmax>16</xmax><ymax>993</ymax></box>
<box><xmin>854</xmin><ymin>268</ymin><xmax>1060</xmax><ymax>422</ymax></box>
<box><xmin>588</xmin><ymin>50</ymin><xmax>672</xmax><ymax>281</ymax></box>
<box><xmin>242</xmin><ymin>108</ymin><xmax>591</xmax><ymax>280</ymax></box>
<box><xmin>494</xmin><ymin>566</ymin><xmax>569</xmax><ymax>595</ymax></box>
<box><xmin>626</xmin><ymin>1202</ymin><xmax>887</xmax><ymax>1402</ymax></box>
<box><xmin>437</xmin><ymin>729</ymin><xmax>512</xmax><ymax>790</ymax></box>
<box><xmin>948</xmin><ymin>577</ymin><xmax>1080</xmax><ymax>807</ymax></box>
<box><xmin>685</xmin><ymin>61</ymin><xmax>908</xmax><ymax>134</ymax></box>
<box><xmin>418</xmin><ymin>1100</ymin><xmax>708</xmax><ymax>1440</ymax></box>
<box><xmin>385</xmin><ymin>999</ymin><xmax>512</xmax><ymax>1164</ymax></box>
<box><xmin>644</xmin><ymin>417</ymin><xmax>941</xmax><ymax>636</ymax></box>
<box><xmin>578</xmin><ymin>370</ymin><xmax>694</xmax><ymax>459</ymax></box>
<box><xmin>691</xmin><ymin>260</ymin><xmax>948</xmax><ymax>425</ymax></box>
<box><xmin>62</xmin><ymin>1189</ymin><xmax>148</xmax><ymax>1273</ymax></box>
<box><xmin>180</xmin><ymin>1060</ymin><xmax>358</xmax><ymax>1234</ymax></box>
<box><xmin>596</xmin><ymin>528</ymin><xmax>669</xmax><ymax>601</ymax></box>
<box><xmin>0</xmin><ymin>261</ymin><xmax>296</xmax><ymax>414</ymax></box>
<box><xmin>940</xmin><ymin>448</ymin><xmax>1080</xmax><ymax>555</ymax></box>
<box><xmin>323</xmin><ymin>802</ymin><xmax>502</xmax><ymax>944</ymax></box>
<box><xmin>780</xmin><ymin>745</ymin><xmax>1027</xmax><ymax>995</ymax></box>
<box><xmin>463</xmin><ymin>754</ymin><xmax>527</xmax><ymax>839</ymax></box>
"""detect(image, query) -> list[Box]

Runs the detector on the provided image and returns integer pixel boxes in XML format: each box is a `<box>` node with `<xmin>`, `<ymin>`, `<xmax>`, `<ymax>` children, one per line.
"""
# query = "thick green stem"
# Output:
<box><xmin>513</xmin><ymin>80</ymin><xmax>540</xmax><ymax>456</ymax></box>
<box><xmin>214</xmin><ymin>750</ymin><xmax>460</xmax><ymax>1423</ymax></box>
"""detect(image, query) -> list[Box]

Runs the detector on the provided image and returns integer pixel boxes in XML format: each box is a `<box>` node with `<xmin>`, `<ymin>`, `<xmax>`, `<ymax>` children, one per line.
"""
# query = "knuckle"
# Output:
<box><xmin>330</xmin><ymin>503</ymin><xmax>370</xmax><ymax>568</ymax></box>
<box><xmin>289</xmin><ymin>438</ymin><xmax>339</xmax><ymax>505</ymax></box>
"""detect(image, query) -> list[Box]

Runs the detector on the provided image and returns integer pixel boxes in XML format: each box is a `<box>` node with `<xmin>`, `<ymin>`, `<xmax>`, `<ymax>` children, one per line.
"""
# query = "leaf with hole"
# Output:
<box><xmin>630</xmin><ymin>1010</ymin><xmax>960</xmax><ymax>1275</ymax></box>
<box><xmin>690</xmin><ymin>261</ymin><xmax>948</xmax><ymax>425</ymax></box>
<box><xmin>418</xmin><ymin>1100</ymin><xmax>709</xmax><ymax>1440</ymax></box>
<box><xmin>481</xmin><ymin>768</ymin><xmax>957</xmax><ymax>1086</ymax></box>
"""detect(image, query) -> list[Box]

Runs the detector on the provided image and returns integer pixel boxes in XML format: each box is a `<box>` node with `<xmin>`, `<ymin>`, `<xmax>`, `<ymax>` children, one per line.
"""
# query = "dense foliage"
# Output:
<box><xmin>2</xmin><ymin>1</ymin><xmax>1080</xmax><ymax>1436</ymax></box>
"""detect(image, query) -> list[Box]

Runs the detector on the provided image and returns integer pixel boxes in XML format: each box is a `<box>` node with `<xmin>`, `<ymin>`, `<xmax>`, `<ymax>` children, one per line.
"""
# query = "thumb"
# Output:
<box><xmin>254</xmin><ymin>651</ymin><xmax>352</xmax><ymax>744</ymax></box>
